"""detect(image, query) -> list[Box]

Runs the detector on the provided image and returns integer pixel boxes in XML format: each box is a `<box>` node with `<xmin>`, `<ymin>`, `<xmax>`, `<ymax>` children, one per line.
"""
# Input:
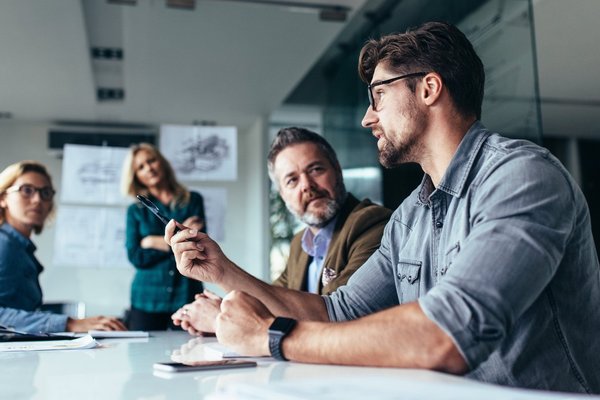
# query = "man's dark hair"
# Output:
<box><xmin>267</xmin><ymin>127</ymin><xmax>341</xmax><ymax>185</ymax></box>
<box><xmin>358</xmin><ymin>21</ymin><xmax>485</xmax><ymax>119</ymax></box>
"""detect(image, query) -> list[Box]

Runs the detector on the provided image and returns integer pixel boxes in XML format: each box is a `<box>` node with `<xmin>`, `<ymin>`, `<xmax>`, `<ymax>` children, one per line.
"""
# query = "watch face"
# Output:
<box><xmin>269</xmin><ymin>317</ymin><xmax>296</xmax><ymax>334</ymax></box>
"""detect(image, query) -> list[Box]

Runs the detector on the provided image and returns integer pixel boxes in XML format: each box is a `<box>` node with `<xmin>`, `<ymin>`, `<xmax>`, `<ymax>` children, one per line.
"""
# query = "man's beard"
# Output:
<box><xmin>287</xmin><ymin>178</ymin><xmax>346</xmax><ymax>229</ymax></box>
<box><xmin>298</xmin><ymin>198</ymin><xmax>340</xmax><ymax>228</ymax></box>
<box><xmin>378</xmin><ymin>134</ymin><xmax>420</xmax><ymax>168</ymax></box>
<box><xmin>378</xmin><ymin>98</ymin><xmax>426</xmax><ymax>168</ymax></box>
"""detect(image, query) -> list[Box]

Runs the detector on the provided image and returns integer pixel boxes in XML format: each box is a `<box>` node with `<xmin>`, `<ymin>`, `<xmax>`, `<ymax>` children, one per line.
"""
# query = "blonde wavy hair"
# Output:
<box><xmin>0</xmin><ymin>160</ymin><xmax>55</xmax><ymax>234</ymax></box>
<box><xmin>121</xmin><ymin>143</ymin><xmax>190</xmax><ymax>207</ymax></box>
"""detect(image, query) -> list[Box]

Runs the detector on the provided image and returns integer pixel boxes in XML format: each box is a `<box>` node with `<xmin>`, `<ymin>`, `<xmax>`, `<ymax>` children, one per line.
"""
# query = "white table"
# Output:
<box><xmin>0</xmin><ymin>331</ymin><xmax>593</xmax><ymax>399</ymax></box>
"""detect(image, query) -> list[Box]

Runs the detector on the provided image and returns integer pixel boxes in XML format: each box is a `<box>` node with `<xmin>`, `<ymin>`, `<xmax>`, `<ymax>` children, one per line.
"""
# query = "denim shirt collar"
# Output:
<box><xmin>0</xmin><ymin>222</ymin><xmax>36</xmax><ymax>253</ymax></box>
<box><xmin>418</xmin><ymin>121</ymin><xmax>491</xmax><ymax>204</ymax></box>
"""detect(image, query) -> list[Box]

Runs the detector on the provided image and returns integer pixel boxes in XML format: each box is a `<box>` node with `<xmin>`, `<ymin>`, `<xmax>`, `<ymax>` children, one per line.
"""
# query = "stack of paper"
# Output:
<box><xmin>202</xmin><ymin>342</ymin><xmax>243</xmax><ymax>359</ymax></box>
<box><xmin>202</xmin><ymin>342</ymin><xmax>269</xmax><ymax>360</ymax></box>
<box><xmin>0</xmin><ymin>335</ymin><xmax>98</xmax><ymax>352</ymax></box>
<box><xmin>55</xmin><ymin>330</ymin><xmax>149</xmax><ymax>339</ymax></box>
<box><xmin>88</xmin><ymin>330</ymin><xmax>148</xmax><ymax>338</ymax></box>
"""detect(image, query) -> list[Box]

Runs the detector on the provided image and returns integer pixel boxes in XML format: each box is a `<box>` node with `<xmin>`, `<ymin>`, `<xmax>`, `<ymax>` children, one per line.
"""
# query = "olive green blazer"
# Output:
<box><xmin>273</xmin><ymin>193</ymin><xmax>391</xmax><ymax>295</ymax></box>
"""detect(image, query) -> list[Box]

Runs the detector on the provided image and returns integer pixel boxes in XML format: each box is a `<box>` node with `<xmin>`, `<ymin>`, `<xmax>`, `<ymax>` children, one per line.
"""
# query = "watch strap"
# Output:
<box><xmin>268</xmin><ymin>317</ymin><xmax>296</xmax><ymax>361</ymax></box>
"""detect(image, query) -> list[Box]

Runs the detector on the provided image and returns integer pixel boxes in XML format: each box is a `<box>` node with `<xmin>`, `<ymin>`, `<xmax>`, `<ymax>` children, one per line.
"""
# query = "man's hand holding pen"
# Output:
<box><xmin>165</xmin><ymin>218</ymin><xmax>277</xmax><ymax>357</ymax></box>
<box><xmin>164</xmin><ymin>219</ymin><xmax>229</xmax><ymax>284</ymax></box>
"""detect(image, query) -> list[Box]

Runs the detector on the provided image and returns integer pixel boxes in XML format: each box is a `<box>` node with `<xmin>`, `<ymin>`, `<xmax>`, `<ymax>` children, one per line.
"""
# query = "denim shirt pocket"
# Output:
<box><xmin>397</xmin><ymin>259</ymin><xmax>422</xmax><ymax>303</ymax></box>
<box><xmin>440</xmin><ymin>241</ymin><xmax>461</xmax><ymax>278</ymax></box>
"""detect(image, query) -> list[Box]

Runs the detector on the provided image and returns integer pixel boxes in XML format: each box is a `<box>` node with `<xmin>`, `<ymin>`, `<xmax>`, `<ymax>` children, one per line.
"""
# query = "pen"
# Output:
<box><xmin>136</xmin><ymin>195</ymin><xmax>181</xmax><ymax>234</ymax></box>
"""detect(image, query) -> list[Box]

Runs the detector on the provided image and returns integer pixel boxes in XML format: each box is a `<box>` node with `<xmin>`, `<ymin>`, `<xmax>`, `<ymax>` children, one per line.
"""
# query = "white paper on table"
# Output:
<box><xmin>0</xmin><ymin>335</ymin><xmax>98</xmax><ymax>352</ymax></box>
<box><xmin>55</xmin><ymin>331</ymin><xmax>149</xmax><ymax>339</ymax></box>
<box><xmin>202</xmin><ymin>342</ymin><xmax>241</xmax><ymax>359</ymax></box>
<box><xmin>88</xmin><ymin>330</ymin><xmax>148</xmax><ymax>338</ymax></box>
<box><xmin>202</xmin><ymin>342</ymin><xmax>268</xmax><ymax>360</ymax></box>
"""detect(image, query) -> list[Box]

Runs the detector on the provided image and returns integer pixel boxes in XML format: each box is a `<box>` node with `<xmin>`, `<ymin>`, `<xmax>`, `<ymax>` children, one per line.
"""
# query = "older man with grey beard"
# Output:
<box><xmin>268</xmin><ymin>127</ymin><xmax>391</xmax><ymax>295</ymax></box>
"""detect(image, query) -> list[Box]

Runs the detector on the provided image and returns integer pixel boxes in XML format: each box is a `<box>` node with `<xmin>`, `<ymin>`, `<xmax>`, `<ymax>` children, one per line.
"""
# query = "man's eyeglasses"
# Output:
<box><xmin>5</xmin><ymin>184</ymin><xmax>55</xmax><ymax>201</ymax></box>
<box><xmin>367</xmin><ymin>72</ymin><xmax>427</xmax><ymax>111</ymax></box>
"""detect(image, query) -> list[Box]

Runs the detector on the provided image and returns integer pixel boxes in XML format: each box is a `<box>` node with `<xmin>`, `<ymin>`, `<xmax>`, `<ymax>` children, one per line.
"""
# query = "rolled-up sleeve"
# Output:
<box><xmin>419</xmin><ymin>152</ymin><xmax>575</xmax><ymax>368</ymax></box>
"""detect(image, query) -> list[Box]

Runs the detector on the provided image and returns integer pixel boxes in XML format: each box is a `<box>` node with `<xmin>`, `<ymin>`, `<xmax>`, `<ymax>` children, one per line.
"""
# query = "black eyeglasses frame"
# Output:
<box><xmin>5</xmin><ymin>184</ymin><xmax>55</xmax><ymax>201</ymax></box>
<box><xmin>367</xmin><ymin>72</ymin><xmax>428</xmax><ymax>111</ymax></box>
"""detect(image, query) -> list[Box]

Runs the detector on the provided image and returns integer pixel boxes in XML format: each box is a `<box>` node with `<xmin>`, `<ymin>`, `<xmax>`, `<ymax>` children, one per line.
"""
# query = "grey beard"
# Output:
<box><xmin>286</xmin><ymin>178</ymin><xmax>347</xmax><ymax>229</ymax></box>
<box><xmin>298</xmin><ymin>198</ymin><xmax>340</xmax><ymax>228</ymax></box>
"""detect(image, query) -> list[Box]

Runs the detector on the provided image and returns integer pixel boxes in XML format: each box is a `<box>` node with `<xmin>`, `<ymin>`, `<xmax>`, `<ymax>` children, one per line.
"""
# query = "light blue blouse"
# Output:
<box><xmin>0</xmin><ymin>223</ymin><xmax>67</xmax><ymax>332</ymax></box>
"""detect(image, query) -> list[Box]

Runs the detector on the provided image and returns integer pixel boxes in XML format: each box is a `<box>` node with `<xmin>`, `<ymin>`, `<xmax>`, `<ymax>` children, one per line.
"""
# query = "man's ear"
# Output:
<box><xmin>421</xmin><ymin>73</ymin><xmax>443</xmax><ymax>106</ymax></box>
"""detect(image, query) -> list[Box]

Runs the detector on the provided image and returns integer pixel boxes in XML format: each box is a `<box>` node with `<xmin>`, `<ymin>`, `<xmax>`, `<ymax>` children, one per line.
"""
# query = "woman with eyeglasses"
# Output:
<box><xmin>121</xmin><ymin>143</ymin><xmax>205</xmax><ymax>331</ymax></box>
<box><xmin>0</xmin><ymin>160</ymin><xmax>126</xmax><ymax>333</ymax></box>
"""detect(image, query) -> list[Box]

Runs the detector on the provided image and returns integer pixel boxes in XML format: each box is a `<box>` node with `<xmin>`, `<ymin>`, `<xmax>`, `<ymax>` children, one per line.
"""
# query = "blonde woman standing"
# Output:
<box><xmin>122</xmin><ymin>143</ymin><xmax>205</xmax><ymax>330</ymax></box>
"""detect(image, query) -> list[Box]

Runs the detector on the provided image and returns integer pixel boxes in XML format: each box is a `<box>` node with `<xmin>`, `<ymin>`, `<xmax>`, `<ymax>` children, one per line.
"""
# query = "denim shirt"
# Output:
<box><xmin>324</xmin><ymin>122</ymin><xmax>600</xmax><ymax>393</ymax></box>
<box><xmin>0</xmin><ymin>223</ymin><xmax>67</xmax><ymax>332</ymax></box>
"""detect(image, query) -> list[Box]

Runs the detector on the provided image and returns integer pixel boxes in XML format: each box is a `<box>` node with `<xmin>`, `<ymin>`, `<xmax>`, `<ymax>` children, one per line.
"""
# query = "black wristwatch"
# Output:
<box><xmin>268</xmin><ymin>317</ymin><xmax>297</xmax><ymax>361</ymax></box>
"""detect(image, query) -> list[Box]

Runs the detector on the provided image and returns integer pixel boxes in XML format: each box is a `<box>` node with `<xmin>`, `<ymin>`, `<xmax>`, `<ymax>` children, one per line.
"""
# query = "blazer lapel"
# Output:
<box><xmin>289</xmin><ymin>232</ymin><xmax>311</xmax><ymax>291</ymax></box>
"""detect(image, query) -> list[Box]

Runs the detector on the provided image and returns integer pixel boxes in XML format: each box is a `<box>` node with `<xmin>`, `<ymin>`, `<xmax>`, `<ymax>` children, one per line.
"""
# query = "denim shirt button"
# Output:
<box><xmin>436</xmin><ymin>221</ymin><xmax>443</xmax><ymax>228</ymax></box>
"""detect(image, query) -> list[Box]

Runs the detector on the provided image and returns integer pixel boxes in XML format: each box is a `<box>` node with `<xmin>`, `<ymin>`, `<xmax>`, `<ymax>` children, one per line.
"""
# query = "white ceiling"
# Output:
<box><xmin>1</xmin><ymin>0</ymin><xmax>600</xmax><ymax>139</ymax></box>
<box><xmin>0</xmin><ymin>0</ymin><xmax>366</xmax><ymax>131</ymax></box>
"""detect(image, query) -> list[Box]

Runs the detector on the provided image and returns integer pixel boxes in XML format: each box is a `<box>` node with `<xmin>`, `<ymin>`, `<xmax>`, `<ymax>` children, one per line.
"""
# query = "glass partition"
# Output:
<box><xmin>461</xmin><ymin>0</ymin><xmax>542</xmax><ymax>142</ymax></box>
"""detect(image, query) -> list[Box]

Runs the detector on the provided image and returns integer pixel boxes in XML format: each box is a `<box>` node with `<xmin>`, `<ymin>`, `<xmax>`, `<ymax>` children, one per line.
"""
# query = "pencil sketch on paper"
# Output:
<box><xmin>175</xmin><ymin>135</ymin><xmax>230</xmax><ymax>173</ymax></box>
<box><xmin>160</xmin><ymin>125</ymin><xmax>238</xmax><ymax>181</ymax></box>
<box><xmin>60</xmin><ymin>144</ymin><xmax>130</xmax><ymax>205</ymax></box>
<box><xmin>52</xmin><ymin>205</ymin><xmax>130</xmax><ymax>269</ymax></box>
<box><xmin>77</xmin><ymin>161</ymin><xmax>119</xmax><ymax>184</ymax></box>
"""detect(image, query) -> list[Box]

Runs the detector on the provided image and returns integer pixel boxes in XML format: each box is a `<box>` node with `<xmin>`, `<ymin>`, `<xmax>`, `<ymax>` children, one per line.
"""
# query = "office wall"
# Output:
<box><xmin>0</xmin><ymin>118</ymin><xmax>270</xmax><ymax>316</ymax></box>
